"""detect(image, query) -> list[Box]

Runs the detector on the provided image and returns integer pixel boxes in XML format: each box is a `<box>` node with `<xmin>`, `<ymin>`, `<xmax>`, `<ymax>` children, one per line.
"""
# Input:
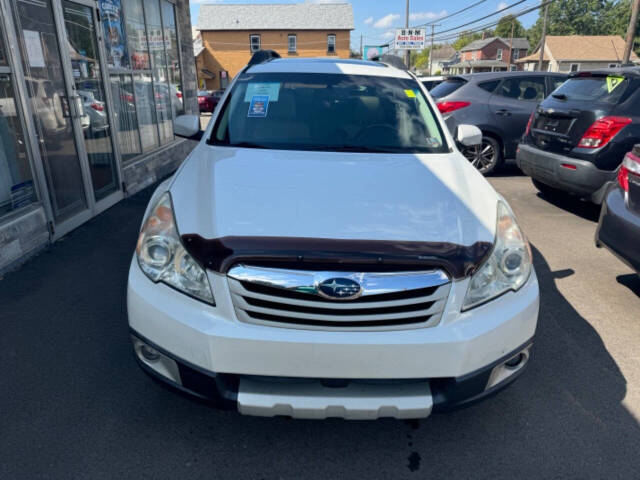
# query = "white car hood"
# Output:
<box><xmin>170</xmin><ymin>146</ymin><xmax>498</xmax><ymax>248</ymax></box>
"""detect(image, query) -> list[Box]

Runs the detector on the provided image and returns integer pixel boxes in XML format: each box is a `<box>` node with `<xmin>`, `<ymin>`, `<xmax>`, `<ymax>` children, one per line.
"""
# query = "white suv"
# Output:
<box><xmin>128</xmin><ymin>53</ymin><xmax>539</xmax><ymax>419</ymax></box>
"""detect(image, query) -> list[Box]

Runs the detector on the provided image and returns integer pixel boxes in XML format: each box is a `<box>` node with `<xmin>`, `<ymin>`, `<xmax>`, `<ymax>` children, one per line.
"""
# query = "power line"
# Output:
<box><xmin>412</xmin><ymin>0</ymin><xmax>490</xmax><ymax>28</ymax></box>
<box><xmin>428</xmin><ymin>0</ymin><xmax>556</xmax><ymax>43</ymax></box>
<box><xmin>431</xmin><ymin>0</ymin><xmax>529</xmax><ymax>36</ymax></box>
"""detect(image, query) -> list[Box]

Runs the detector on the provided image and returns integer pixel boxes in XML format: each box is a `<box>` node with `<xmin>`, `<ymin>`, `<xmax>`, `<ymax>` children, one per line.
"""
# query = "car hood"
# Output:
<box><xmin>170</xmin><ymin>146</ymin><xmax>498</xmax><ymax>249</ymax></box>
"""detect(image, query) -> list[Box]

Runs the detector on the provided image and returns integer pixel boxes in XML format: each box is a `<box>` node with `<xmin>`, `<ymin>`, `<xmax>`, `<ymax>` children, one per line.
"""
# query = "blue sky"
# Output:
<box><xmin>189</xmin><ymin>0</ymin><xmax>541</xmax><ymax>51</ymax></box>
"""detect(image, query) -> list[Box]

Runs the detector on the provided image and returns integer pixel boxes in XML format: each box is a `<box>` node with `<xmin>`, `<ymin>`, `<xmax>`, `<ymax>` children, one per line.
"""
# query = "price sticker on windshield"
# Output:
<box><xmin>248</xmin><ymin>95</ymin><xmax>269</xmax><ymax>118</ymax></box>
<box><xmin>404</xmin><ymin>89</ymin><xmax>416</xmax><ymax>98</ymax></box>
<box><xmin>606</xmin><ymin>75</ymin><xmax>624</xmax><ymax>93</ymax></box>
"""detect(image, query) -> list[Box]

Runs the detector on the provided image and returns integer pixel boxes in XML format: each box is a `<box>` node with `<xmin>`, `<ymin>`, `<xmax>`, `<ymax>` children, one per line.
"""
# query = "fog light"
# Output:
<box><xmin>141</xmin><ymin>344</ymin><xmax>160</xmax><ymax>362</ymax></box>
<box><xmin>505</xmin><ymin>353</ymin><xmax>524</xmax><ymax>368</ymax></box>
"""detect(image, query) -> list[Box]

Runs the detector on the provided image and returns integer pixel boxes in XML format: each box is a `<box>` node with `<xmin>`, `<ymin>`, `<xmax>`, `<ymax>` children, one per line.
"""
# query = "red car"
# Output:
<box><xmin>198</xmin><ymin>90</ymin><xmax>224</xmax><ymax>113</ymax></box>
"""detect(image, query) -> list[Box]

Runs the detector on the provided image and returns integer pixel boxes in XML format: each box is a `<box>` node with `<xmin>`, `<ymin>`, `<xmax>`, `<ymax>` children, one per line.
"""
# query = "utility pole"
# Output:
<box><xmin>428</xmin><ymin>24</ymin><xmax>441</xmax><ymax>75</ymax></box>
<box><xmin>360</xmin><ymin>34</ymin><xmax>363</xmax><ymax>59</ymax></box>
<box><xmin>623</xmin><ymin>0</ymin><xmax>640</xmax><ymax>64</ymax></box>
<box><xmin>405</xmin><ymin>0</ymin><xmax>410</xmax><ymax>69</ymax></box>
<box><xmin>508</xmin><ymin>21</ymin><xmax>514</xmax><ymax>70</ymax></box>
<box><xmin>538</xmin><ymin>1</ymin><xmax>549</xmax><ymax>71</ymax></box>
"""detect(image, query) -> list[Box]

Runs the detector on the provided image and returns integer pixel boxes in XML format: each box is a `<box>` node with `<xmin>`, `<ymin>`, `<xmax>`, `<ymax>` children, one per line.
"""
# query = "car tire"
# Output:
<box><xmin>461</xmin><ymin>135</ymin><xmax>503</xmax><ymax>175</ymax></box>
<box><xmin>532</xmin><ymin>178</ymin><xmax>564</xmax><ymax>198</ymax></box>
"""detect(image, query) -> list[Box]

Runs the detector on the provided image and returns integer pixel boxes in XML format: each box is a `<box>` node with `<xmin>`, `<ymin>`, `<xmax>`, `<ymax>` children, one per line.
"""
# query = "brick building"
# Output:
<box><xmin>450</xmin><ymin>37</ymin><xmax>529</xmax><ymax>74</ymax></box>
<box><xmin>195</xmin><ymin>3</ymin><xmax>354</xmax><ymax>91</ymax></box>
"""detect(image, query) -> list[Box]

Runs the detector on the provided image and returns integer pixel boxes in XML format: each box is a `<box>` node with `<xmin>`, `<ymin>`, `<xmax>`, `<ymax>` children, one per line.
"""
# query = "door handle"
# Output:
<box><xmin>496</xmin><ymin>109</ymin><xmax>511</xmax><ymax>117</ymax></box>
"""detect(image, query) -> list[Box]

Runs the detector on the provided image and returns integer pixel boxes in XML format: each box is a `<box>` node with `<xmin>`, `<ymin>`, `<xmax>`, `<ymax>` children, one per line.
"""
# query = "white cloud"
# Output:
<box><xmin>497</xmin><ymin>2</ymin><xmax>508</xmax><ymax>10</ymax></box>
<box><xmin>374</xmin><ymin>13</ymin><xmax>400</xmax><ymax>29</ymax></box>
<box><xmin>382</xmin><ymin>30</ymin><xmax>395</xmax><ymax>40</ymax></box>
<box><xmin>364</xmin><ymin>16</ymin><xmax>374</xmax><ymax>25</ymax></box>
<box><xmin>409</xmin><ymin>10</ymin><xmax>447</xmax><ymax>22</ymax></box>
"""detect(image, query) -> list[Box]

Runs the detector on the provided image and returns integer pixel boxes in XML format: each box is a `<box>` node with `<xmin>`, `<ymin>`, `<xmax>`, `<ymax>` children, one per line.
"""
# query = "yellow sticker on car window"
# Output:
<box><xmin>606</xmin><ymin>76</ymin><xmax>624</xmax><ymax>93</ymax></box>
<box><xmin>405</xmin><ymin>89</ymin><xmax>416</xmax><ymax>98</ymax></box>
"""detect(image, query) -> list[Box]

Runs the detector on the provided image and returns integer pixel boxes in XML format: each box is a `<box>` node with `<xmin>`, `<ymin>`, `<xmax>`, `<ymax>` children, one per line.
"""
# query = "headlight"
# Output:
<box><xmin>136</xmin><ymin>192</ymin><xmax>215</xmax><ymax>304</ymax></box>
<box><xmin>463</xmin><ymin>201</ymin><xmax>532</xmax><ymax>310</ymax></box>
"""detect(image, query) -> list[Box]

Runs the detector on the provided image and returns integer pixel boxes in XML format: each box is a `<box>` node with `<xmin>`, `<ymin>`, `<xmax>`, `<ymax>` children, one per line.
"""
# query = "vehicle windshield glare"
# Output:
<box><xmin>551</xmin><ymin>76</ymin><xmax>629</xmax><ymax>104</ymax></box>
<box><xmin>210</xmin><ymin>72</ymin><xmax>447</xmax><ymax>153</ymax></box>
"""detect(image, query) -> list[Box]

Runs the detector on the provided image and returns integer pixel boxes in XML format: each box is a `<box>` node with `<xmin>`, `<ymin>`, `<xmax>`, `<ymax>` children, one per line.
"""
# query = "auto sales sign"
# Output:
<box><xmin>395</xmin><ymin>28</ymin><xmax>426</xmax><ymax>50</ymax></box>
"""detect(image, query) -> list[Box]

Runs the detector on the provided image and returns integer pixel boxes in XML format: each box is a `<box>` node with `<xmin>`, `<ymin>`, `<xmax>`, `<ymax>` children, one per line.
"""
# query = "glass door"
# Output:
<box><xmin>61</xmin><ymin>0</ymin><xmax>120</xmax><ymax>203</ymax></box>
<box><xmin>12</xmin><ymin>0</ymin><xmax>122</xmax><ymax>237</ymax></box>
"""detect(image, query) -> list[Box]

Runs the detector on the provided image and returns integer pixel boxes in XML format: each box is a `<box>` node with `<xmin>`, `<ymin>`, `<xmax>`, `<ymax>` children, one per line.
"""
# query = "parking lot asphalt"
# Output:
<box><xmin>1</xmin><ymin>165</ymin><xmax>640</xmax><ymax>479</ymax></box>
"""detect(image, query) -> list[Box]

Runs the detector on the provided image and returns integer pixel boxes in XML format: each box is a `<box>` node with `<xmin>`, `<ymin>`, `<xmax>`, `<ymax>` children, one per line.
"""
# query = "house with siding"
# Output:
<box><xmin>196</xmin><ymin>3</ymin><xmax>354</xmax><ymax>90</ymax></box>
<box><xmin>517</xmin><ymin>36</ymin><xmax>639</xmax><ymax>72</ymax></box>
<box><xmin>449</xmin><ymin>37</ymin><xmax>529</xmax><ymax>74</ymax></box>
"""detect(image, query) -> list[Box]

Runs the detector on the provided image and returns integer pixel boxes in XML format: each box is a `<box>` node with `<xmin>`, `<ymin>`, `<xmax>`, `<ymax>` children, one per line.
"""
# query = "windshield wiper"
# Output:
<box><xmin>552</xmin><ymin>93</ymin><xmax>568</xmax><ymax>100</ymax></box>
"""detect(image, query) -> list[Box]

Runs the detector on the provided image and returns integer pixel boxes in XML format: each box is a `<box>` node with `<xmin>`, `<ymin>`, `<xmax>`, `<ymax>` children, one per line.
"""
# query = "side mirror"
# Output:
<box><xmin>456</xmin><ymin>124</ymin><xmax>482</xmax><ymax>147</ymax></box>
<box><xmin>174</xmin><ymin>114</ymin><xmax>203</xmax><ymax>140</ymax></box>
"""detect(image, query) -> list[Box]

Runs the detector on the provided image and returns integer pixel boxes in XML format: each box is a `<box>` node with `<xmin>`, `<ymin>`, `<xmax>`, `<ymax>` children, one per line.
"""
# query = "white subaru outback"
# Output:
<box><xmin>128</xmin><ymin>53</ymin><xmax>539</xmax><ymax>419</ymax></box>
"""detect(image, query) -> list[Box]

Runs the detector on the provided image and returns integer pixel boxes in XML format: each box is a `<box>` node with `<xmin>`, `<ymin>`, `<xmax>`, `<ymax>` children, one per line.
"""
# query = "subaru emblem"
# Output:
<box><xmin>317</xmin><ymin>277</ymin><xmax>362</xmax><ymax>300</ymax></box>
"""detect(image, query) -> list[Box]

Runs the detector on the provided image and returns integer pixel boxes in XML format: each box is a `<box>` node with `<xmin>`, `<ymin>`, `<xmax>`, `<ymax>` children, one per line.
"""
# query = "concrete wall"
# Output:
<box><xmin>198</xmin><ymin>30</ymin><xmax>351</xmax><ymax>90</ymax></box>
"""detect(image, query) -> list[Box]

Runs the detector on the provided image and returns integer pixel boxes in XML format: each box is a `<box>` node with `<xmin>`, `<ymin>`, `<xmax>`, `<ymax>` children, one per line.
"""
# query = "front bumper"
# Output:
<box><xmin>596</xmin><ymin>186</ymin><xmax>640</xmax><ymax>273</ymax></box>
<box><xmin>127</xmin><ymin>259</ymin><xmax>539</xmax><ymax>418</ymax></box>
<box><xmin>517</xmin><ymin>143</ymin><xmax>616</xmax><ymax>202</ymax></box>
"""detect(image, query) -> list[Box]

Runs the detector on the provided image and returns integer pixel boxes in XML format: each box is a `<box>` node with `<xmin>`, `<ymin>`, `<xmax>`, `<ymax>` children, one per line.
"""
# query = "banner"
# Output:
<box><xmin>99</xmin><ymin>0</ymin><xmax>129</xmax><ymax>68</ymax></box>
<box><xmin>363</xmin><ymin>46</ymin><xmax>384</xmax><ymax>60</ymax></box>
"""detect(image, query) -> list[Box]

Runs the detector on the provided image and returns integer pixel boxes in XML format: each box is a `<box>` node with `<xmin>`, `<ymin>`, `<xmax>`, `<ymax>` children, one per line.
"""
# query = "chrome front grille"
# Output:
<box><xmin>227</xmin><ymin>265</ymin><xmax>452</xmax><ymax>331</ymax></box>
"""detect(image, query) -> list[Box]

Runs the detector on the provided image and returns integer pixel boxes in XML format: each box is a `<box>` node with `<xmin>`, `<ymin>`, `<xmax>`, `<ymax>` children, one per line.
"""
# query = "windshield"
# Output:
<box><xmin>210</xmin><ymin>72</ymin><xmax>447</xmax><ymax>154</ymax></box>
<box><xmin>551</xmin><ymin>76</ymin><xmax>629</xmax><ymax>104</ymax></box>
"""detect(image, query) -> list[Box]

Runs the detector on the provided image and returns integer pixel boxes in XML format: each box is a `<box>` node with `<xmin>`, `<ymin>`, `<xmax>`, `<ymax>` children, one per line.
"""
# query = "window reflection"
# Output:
<box><xmin>0</xmin><ymin>75</ymin><xmax>36</xmax><ymax>214</ymax></box>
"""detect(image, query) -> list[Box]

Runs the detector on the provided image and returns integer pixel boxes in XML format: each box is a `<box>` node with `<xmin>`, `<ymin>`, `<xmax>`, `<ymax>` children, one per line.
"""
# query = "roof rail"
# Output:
<box><xmin>248</xmin><ymin>50</ymin><xmax>281</xmax><ymax>67</ymax></box>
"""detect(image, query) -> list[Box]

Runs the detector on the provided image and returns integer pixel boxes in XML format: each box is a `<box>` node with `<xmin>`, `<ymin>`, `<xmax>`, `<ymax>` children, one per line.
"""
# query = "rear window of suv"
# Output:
<box><xmin>430</xmin><ymin>78</ymin><xmax>466</xmax><ymax>99</ymax></box>
<box><xmin>210</xmin><ymin>72</ymin><xmax>448</xmax><ymax>154</ymax></box>
<box><xmin>551</xmin><ymin>75</ymin><xmax>629</xmax><ymax>104</ymax></box>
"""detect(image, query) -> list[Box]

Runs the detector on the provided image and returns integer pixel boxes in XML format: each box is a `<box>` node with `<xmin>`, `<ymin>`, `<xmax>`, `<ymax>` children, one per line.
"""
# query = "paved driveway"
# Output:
<box><xmin>1</xmin><ymin>166</ymin><xmax>639</xmax><ymax>479</ymax></box>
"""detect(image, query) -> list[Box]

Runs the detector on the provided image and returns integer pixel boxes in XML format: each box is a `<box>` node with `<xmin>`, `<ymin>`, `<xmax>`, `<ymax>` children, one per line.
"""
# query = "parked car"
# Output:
<box><xmin>198</xmin><ymin>90</ymin><xmax>223</xmax><ymax>113</ymax></box>
<box><xmin>127</xmin><ymin>53</ymin><xmax>539</xmax><ymax>419</ymax></box>
<box><xmin>77</xmin><ymin>90</ymin><xmax>109</xmax><ymax>136</ymax></box>
<box><xmin>595</xmin><ymin>144</ymin><xmax>640</xmax><ymax>273</ymax></box>
<box><xmin>517</xmin><ymin>67</ymin><xmax>640</xmax><ymax>203</ymax></box>
<box><xmin>417</xmin><ymin>75</ymin><xmax>445</xmax><ymax>91</ymax></box>
<box><xmin>431</xmin><ymin>72</ymin><xmax>567</xmax><ymax>174</ymax></box>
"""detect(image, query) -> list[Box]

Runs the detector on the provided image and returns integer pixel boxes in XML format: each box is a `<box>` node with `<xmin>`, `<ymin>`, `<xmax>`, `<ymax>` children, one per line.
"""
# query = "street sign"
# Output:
<box><xmin>394</xmin><ymin>28</ymin><xmax>426</xmax><ymax>50</ymax></box>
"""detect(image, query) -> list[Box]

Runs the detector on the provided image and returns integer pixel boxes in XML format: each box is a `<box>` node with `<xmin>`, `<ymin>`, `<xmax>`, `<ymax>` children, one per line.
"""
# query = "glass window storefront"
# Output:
<box><xmin>0</xmin><ymin>75</ymin><xmax>37</xmax><ymax>215</ymax></box>
<box><xmin>104</xmin><ymin>0</ymin><xmax>183</xmax><ymax>160</ymax></box>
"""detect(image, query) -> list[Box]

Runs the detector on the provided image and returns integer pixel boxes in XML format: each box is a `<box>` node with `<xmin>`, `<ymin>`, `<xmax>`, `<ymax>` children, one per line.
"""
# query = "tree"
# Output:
<box><xmin>452</xmin><ymin>31</ymin><xmax>482</xmax><ymax>51</ymax></box>
<box><xmin>495</xmin><ymin>15</ymin><xmax>526</xmax><ymax>39</ymax></box>
<box><xmin>411</xmin><ymin>48</ymin><xmax>430</xmax><ymax>68</ymax></box>
<box><xmin>527</xmin><ymin>0</ymin><xmax>612</xmax><ymax>50</ymax></box>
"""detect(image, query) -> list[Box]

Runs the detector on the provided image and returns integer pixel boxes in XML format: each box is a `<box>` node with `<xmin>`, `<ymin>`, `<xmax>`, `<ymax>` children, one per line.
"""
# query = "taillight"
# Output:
<box><xmin>578</xmin><ymin>116</ymin><xmax>632</xmax><ymax>149</ymax></box>
<box><xmin>618</xmin><ymin>150</ymin><xmax>640</xmax><ymax>192</ymax></box>
<box><xmin>90</xmin><ymin>102</ymin><xmax>104</xmax><ymax>112</ymax></box>
<box><xmin>437</xmin><ymin>101</ymin><xmax>470</xmax><ymax>114</ymax></box>
<box><xmin>525</xmin><ymin>111</ymin><xmax>535</xmax><ymax>135</ymax></box>
<box><xmin>176</xmin><ymin>92</ymin><xmax>182</xmax><ymax>98</ymax></box>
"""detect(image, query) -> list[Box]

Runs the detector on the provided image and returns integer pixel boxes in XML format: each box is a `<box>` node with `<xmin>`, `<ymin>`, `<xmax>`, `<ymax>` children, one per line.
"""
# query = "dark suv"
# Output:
<box><xmin>517</xmin><ymin>67</ymin><xmax>640</xmax><ymax>203</ymax></box>
<box><xmin>430</xmin><ymin>71</ymin><xmax>567</xmax><ymax>174</ymax></box>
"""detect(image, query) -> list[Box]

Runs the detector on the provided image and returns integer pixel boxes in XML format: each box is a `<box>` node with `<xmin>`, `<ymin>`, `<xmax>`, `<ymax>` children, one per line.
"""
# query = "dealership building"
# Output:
<box><xmin>0</xmin><ymin>0</ymin><xmax>197</xmax><ymax>272</ymax></box>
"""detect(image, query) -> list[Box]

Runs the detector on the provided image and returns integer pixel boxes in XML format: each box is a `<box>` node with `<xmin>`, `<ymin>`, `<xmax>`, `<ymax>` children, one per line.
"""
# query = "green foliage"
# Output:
<box><xmin>410</xmin><ymin>48</ymin><xmax>430</xmax><ymax>68</ymax></box>
<box><xmin>526</xmin><ymin>0</ymin><xmax>636</xmax><ymax>51</ymax></box>
<box><xmin>495</xmin><ymin>15</ymin><xmax>526</xmax><ymax>39</ymax></box>
<box><xmin>452</xmin><ymin>31</ymin><xmax>483</xmax><ymax>51</ymax></box>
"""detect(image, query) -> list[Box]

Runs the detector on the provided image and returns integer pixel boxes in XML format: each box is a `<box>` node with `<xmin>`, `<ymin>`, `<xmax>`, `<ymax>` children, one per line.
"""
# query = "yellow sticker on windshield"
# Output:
<box><xmin>606</xmin><ymin>76</ymin><xmax>624</xmax><ymax>93</ymax></box>
<box><xmin>405</xmin><ymin>89</ymin><xmax>416</xmax><ymax>98</ymax></box>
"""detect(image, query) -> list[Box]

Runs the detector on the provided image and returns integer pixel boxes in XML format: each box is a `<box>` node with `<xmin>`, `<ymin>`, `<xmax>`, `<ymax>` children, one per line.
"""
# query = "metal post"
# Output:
<box><xmin>404</xmin><ymin>0</ymin><xmax>410</xmax><ymax>69</ymax></box>
<box><xmin>623</xmin><ymin>0</ymin><xmax>640</xmax><ymax>64</ymax></box>
<box><xmin>538</xmin><ymin>2</ymin><xmax>549</xmax><ymax>71</ymax></box>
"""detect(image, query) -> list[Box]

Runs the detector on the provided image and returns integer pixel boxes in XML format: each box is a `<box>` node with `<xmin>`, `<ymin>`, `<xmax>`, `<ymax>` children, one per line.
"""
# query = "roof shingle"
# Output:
<box><xmin>460</xmin><ymin>37</ymin><xmax>529</xmax><ymax>52</ymax></box>
<box><xmin>517</xmin><ymin>36</ymin><xmax>638</xmax><ymax>62</ymax></box>
<box><xmin>197</xmin><ymin>3</ymin><xmax>354</xmax><ymax>31</ymax></box>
